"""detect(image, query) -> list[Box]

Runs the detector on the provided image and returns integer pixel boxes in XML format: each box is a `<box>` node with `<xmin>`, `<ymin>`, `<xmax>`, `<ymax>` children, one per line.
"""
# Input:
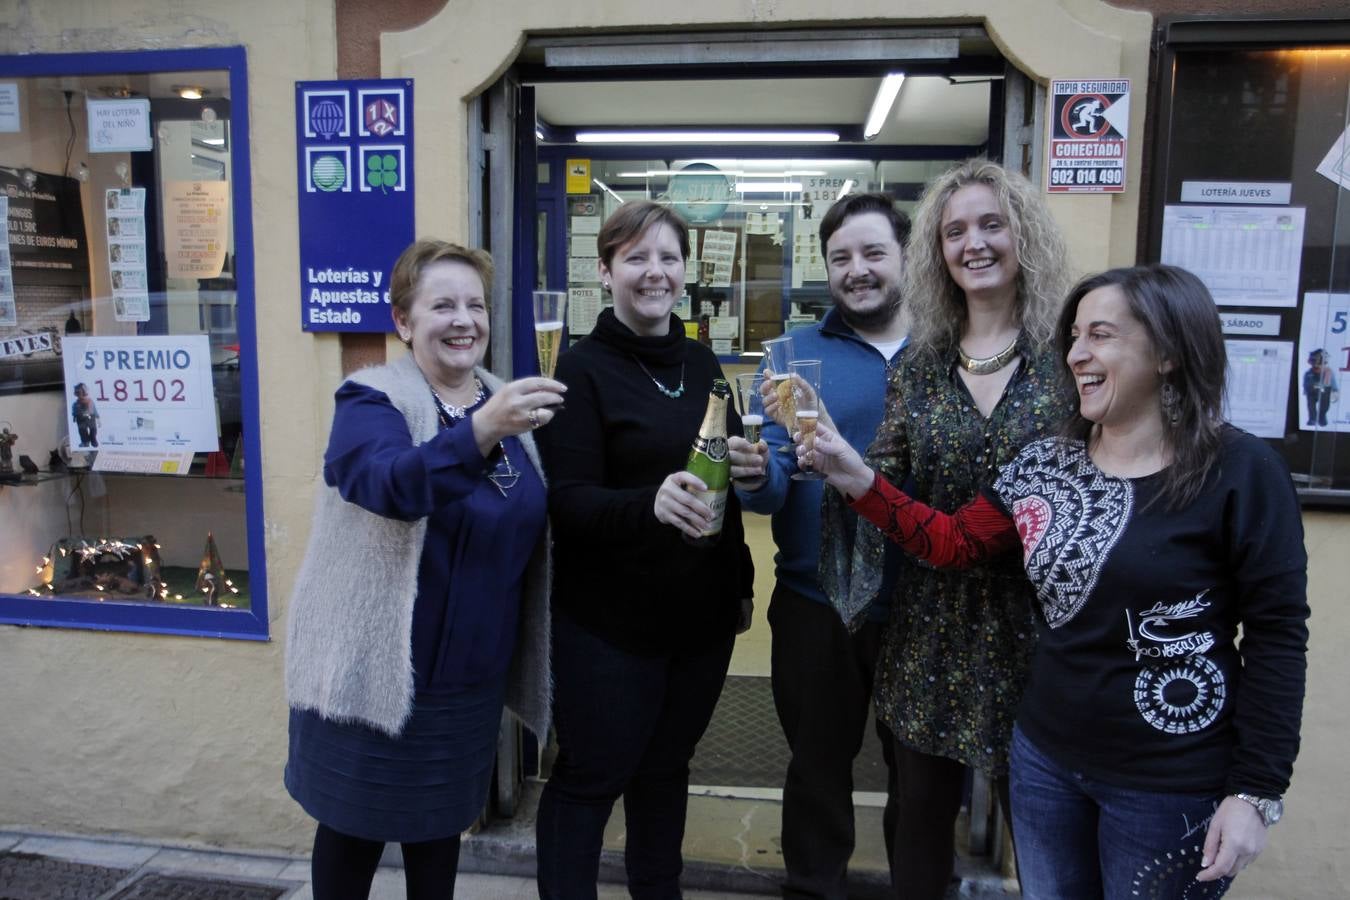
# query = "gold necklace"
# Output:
<box><xmin>957</xmin><ymin>336</ymin><xmax>1019</xmax><ymax>376</ymax></box>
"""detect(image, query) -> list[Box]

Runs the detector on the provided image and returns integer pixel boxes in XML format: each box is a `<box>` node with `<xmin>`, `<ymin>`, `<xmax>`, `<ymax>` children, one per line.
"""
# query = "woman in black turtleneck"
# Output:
<box><xmin>536</xmin><ymin>201</ymin><xmax>754</xmax><ymax>898</ymax></box>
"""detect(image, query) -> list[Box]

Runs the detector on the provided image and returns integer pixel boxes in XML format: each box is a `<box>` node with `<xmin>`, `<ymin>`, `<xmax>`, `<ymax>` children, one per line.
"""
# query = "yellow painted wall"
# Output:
<box><xmin>0</xmin><ymin>1</ymin><xmax>1345</xmax><ymax>896</ymax></box>
<box><xmin>0</xmin><ymin>0</ymin><xmax>340</xmax><ymax>850</ymax></box>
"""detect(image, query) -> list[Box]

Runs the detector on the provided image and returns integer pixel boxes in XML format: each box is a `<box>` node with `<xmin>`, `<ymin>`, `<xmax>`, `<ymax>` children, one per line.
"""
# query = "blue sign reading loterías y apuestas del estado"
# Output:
<box><xmin>295</xmin><ymin>79</ymin><xmax>414</xmax><ymax>332</ymax></box>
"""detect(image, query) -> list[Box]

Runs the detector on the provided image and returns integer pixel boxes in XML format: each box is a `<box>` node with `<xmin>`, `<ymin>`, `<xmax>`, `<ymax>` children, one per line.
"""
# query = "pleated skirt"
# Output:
<box><xmin>284</xmin><ymin>676</ymin><xmax>506</xmax><ymax>843</ymax></box>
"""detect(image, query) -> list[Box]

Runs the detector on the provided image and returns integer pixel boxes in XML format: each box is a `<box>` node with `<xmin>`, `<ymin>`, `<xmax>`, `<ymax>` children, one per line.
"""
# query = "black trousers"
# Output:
<box><xmin>310</xmin><ymin>823</ymin><xmax>460</xmax><ymax>900</ymax></box>
<box><xmin>537</xmin><ymin>610</ymin><xmax>735</xmax><ymax>900</ymax></box>
<box><xmin>769</xmin><ymin>583</ymin><xmax>897</xmax><ymax>900</ymax></box>
<box><xmin>887</xmin><ymin>740</ymin><xmax>1012</xmax><ymax>900</ymax></box>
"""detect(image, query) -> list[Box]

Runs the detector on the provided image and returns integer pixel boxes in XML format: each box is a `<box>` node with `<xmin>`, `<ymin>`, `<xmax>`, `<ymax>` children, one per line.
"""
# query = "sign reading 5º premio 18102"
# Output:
<box><xmin>60</xmin><ymin>335</ymin><xmax>218</xmax><ymax>453</ymax></box>
<box><xmin>1046</xmin><ymin>78</ymin><xmax>1129</xmax><ymax>194</ymax></box>
<box><xmin>295</xmin><ymin>79</ymin><xmax>414</xmax><ymax>332</ymax></box>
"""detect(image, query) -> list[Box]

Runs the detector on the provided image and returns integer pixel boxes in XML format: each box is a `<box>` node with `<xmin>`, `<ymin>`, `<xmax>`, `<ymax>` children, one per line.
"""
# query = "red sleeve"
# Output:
<box><xmin>849</xmin><ymin>472</ymin><xmax>1020</xmax><ymax>569</ymax></box>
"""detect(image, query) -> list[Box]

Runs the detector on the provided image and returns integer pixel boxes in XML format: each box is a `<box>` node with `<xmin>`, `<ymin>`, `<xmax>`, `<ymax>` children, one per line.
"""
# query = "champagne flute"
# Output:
<box><xmin>789</xmin><ymin>359</ymin><xmax>825</xmax><ymax>482</ymax></box>
<box><xmin>762</xmin><ymin>335</ymin><xmax>796</xmax><ymax>454</ymax></box>
<box><xmin>735</xmin><ymin>372</ymin><xmax>766</xmax><ymax>444</ymax></box>
<box><xmin>532</xmin><ymin>290</ymin><xmax>567</xmax><ymax>379</ymax></box>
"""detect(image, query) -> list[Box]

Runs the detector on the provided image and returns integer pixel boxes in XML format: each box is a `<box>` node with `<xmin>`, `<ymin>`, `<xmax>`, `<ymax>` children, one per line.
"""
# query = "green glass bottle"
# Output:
<box><xmin>684</xmin><ymin>378</ymin><xmax>732</xmax><ymax>547</ymax></box>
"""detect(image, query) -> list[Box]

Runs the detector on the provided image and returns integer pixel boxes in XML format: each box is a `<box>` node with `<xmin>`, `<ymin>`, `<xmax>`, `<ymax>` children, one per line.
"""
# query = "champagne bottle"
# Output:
<box><xmin>683</xmin><ymin>378</ymin><xmax>732</xmax><ymax>547</ymax></box>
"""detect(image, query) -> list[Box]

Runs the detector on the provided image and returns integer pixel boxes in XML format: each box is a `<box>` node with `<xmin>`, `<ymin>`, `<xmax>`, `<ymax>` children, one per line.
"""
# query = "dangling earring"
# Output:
<box><xmin>1160</xmin><ymin>381</ymin><xmax>1181</xmax><ymax>426</ymax></box>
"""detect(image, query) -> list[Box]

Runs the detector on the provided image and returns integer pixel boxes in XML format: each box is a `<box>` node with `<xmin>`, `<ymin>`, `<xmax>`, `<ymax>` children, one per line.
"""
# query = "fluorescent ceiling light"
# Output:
<box><xmin>614</xmin><ymin>169</ymin><xmax>829</xmax><ymax>178</ymax></box>
<box><xmin>863</xmin><ymin>73</ymin><xmax>905</xmax><ymax>141</ymax></box>
<box><xmin>576</xmin><ymin>130</ymin><xmax>840</xmax><ymax>144</ymax></box>
<box><xmin>837</xmin><ymin>179</ymin><xmax>855</xmax><ymax>199</ymax></box>
<box><xmin>735</xmin><ymin>182</ymin><xmax>802</xmax><ymax>193</ymax></box>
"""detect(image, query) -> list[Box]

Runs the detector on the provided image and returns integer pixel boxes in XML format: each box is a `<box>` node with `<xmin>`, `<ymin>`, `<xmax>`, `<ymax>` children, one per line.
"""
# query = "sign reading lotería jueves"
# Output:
<box><xmin>295</xmin><ymin>79</ymin><xmax>415</xmax><ymax>332</ymax></box>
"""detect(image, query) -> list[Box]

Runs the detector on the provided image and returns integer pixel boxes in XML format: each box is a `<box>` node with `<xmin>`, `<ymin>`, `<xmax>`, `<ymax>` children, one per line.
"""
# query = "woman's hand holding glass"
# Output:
<box><xmin>470</xmin><ymin>377</ymin><xmax>566</xmax><ymax>456</ymax></box>
<box><xmin>788</xmin><ymin>360</ymin><xmax>826</xmax><ymax>481</ymax></box>
<box><xmin>800</xmin><ymin>420</ymin><xmax>876</xmax><ymax>501</ymax></box>
<box><xmin>728</xmin><ymin>436</ymin><xmax>769</xmax><ymax>488</ymax></box>
<box><xmin>730</xmin><ymin>372</ymin><xmax>769</xmax><ymax>489</ymax></box>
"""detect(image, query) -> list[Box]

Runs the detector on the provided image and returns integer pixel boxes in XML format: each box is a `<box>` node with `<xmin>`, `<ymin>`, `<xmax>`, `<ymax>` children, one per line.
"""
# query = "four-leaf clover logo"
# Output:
<box><xmin>366</xmin><ymin>153</ymin><xmax>399</xmax><ymax>194</ymax></box>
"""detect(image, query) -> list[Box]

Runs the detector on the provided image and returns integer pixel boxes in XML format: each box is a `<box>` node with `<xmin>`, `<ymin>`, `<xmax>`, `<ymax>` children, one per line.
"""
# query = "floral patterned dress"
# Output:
<box><xmin>822</xmin><ymin>335</ymin><xmax>1072</xmax><ymax>775</ymax></box>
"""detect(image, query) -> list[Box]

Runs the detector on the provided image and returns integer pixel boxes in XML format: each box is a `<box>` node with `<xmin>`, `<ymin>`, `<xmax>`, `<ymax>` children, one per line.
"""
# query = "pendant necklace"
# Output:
<box><xmin>429</xmin><ymin>382</ymin><xmax>519</xmax><ymax>497</ymax></box>
<box><xmin>632</xmin><ymin>355</ymin><xmax>685</xmax><ymax>399</ymax></box>
<box><xmin>957</xmin><ymin>336</ymin><xmax>1019</xmax><ymax>376</ymax></box>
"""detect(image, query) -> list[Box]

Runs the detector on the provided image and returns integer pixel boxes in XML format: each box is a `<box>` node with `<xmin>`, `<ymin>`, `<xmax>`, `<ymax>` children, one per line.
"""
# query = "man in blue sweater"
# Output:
<box><xmin>731</xmin><ymin>193</ymin><xmax>908</xmax><ymax>899</ymax></box>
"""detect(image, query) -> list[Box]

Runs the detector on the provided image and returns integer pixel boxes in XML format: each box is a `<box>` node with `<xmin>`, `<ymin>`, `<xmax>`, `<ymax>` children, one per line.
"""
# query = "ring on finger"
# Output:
<box><xmin>527</xmin><ymin>409</ymin><xmax>540</xmax><ymax>429</ymax></box>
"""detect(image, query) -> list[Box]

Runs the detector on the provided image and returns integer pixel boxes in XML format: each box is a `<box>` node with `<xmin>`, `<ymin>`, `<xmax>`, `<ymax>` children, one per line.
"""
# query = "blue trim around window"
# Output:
<box><xmin>0</xmin><ymin>46</ymin><xmax>268</xmax><ymax>641</ymax></box>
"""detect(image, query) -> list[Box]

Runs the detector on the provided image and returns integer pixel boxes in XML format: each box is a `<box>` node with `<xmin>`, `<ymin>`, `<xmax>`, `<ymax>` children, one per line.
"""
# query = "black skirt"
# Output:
<box><xmin>285</xmin><ymin>676</ymin><xmax>506</xmax><ymax>843</ymax></box>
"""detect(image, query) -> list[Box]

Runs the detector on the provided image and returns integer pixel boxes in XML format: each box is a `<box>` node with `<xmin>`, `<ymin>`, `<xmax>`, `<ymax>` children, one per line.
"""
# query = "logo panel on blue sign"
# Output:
<box><xmin>358</xmin><ymin>88</ymin><xmax>406</xmax><ymax>138</ymax></box>
<box><xmin>304</xmin><ymin>90</ymin><xmax>350</xmax><ymax>140</ymax></box>
<box><xmin>305</xmin><ymin>146</ymin><xmax>352</xmax><ymax>193</ymax></box>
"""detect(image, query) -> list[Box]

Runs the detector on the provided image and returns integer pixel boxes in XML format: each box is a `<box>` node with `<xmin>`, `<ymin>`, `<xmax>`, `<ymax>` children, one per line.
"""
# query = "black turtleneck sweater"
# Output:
<box><xmin>539</xmin><ymin>309</ymin><xmax>754</xmax><ymax>655</ymax></box>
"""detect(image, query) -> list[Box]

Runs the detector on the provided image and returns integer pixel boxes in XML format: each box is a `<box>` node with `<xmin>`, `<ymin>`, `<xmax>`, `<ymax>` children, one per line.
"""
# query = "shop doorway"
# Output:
<box><xmin>471</xmin><ymin>25</ymin><xmax>1038</xmax><ymax>860</ymax></box>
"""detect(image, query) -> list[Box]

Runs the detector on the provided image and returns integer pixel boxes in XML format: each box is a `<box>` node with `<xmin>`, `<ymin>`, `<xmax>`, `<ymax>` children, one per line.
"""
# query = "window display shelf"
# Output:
<box><xmin>0</xmin><ymin>45</ymin><xmax>267</xmax><ymax>640</ymax></box>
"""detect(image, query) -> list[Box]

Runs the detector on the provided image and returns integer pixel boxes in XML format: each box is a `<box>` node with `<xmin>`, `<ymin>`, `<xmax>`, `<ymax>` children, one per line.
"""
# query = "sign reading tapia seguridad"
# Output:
<box><xmin>295</xmin><ymin>79</ymin><xmax>414</xmax><ymax>332</ymax></box>
<box><xmin>1046</xmin><ymin>78</ymin><xmax>1129</xmax><ymax>194</ymax></box>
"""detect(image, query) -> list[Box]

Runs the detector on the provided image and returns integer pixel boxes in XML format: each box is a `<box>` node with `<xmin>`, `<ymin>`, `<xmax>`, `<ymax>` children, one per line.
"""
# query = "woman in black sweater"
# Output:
<box><xmin>536</xmin><ymin>201</ymin><xmax>754</xmax><ymax>899</ymax></box>
<box><xmin>810</xmin><ymin>265</ymin><xmax>1309</xmax><ymax>900</ymax></box>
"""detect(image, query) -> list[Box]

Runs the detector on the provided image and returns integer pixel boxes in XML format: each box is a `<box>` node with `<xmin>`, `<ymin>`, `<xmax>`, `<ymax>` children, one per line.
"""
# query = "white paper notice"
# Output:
<box><xmin>1224</xmin><ymin>340</ymin><xmax>1293</xmax><ymax>439</ymax></box>
<box><xmin>87</xmin><ymin>97</ymin><xmax>153</xmax><ymax>153</ymax></box>
<box><xmin>0</xmin><ymin>196</ymin><xmax>14</xmax><ymax>327</ymax></box>
<box><xmin>709</xmin><ymin>316</ymin><xmax>739</xmax><ymax>340</ymax></box>
<box><xmin>0</xmin><ymin>83</ymin><xmax>19</xmax><ymax>133</ymax></box>
<box><xmin>1161</xmin><ymin>206</ymin><xmax>1305</xmax><ymax>308</ymax></box>
<box><xmin>570</xmin><ymin>234</ymin><xmax>598</xmax><ymax>258</ymax></box>
<box><xmin>1220</xmin><ymin>312</ymin><xmax>1281</xmax><ymax>337</ymax></box>
<box><xmin>1315</xmin><ymin>124</ymin><xmax>1350</xmax><ymax>191</ymax></box>
<box><xmin>568</xmin><ymin>286</ymin><xmax>602</xmax><ymax>334</ymax></box>
<box><xmin>1296</xmin><ymin>293</ymin><xmax>1348</xmax><ymax>432</ymax></box>
<box><xmin>568</xmin><ymin>256</ymin><xmax>599</xmax><ymax>284</ymax></box>
<box><xmin>571</xmin><ymin>215</ymin><xmax>601</xmax><ymax>235</ymax></box>
<box><xmin>164</xmin><ymin>180</ymin><xmax>229</xmax><ymax>279</ymax></box>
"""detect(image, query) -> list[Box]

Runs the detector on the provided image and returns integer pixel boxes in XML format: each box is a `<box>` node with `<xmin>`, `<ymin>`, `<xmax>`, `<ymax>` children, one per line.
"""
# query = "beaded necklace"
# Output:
<box><xmin>631</xmin><ymin>355</ymin><xmax>686</xmax><ymax>399</ymax></box>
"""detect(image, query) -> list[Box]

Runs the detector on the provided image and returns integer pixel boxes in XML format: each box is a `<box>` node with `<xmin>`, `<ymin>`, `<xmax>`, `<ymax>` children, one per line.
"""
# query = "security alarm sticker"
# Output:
<box><xmin>1047</xmin><ymin>79</ymin><xmax>1129</xmax><ymax>194</ymax></box>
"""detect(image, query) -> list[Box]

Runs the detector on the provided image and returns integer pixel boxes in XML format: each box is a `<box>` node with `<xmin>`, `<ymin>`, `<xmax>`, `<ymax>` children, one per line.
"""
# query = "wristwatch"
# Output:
<box><xmin>1233</xmin><ymin>792</ymin><xmax>1284</xmax><ymax>827</ymax></box>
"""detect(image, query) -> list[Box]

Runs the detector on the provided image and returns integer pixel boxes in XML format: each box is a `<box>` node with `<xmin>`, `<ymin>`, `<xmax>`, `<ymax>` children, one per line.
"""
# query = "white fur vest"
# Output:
<box><xmin>284</xmin><ymin>353</ymin><xmax>551</xmax><ymax>738</ymax></box>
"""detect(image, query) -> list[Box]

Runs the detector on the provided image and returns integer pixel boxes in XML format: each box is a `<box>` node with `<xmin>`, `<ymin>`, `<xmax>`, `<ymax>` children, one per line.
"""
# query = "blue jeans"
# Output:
<box><xmin>1009</xmin><ymin>725</ymin><xmax>1233</xmax><ymax>900</ymax></box>
<box><xmin>536</xmin><ymin>610</ymin><xmax>734</xmax><ymax>900</ymax></box>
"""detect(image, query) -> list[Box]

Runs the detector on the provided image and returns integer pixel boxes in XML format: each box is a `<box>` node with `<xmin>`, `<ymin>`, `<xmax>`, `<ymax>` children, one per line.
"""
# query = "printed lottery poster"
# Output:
<box><xmin>1223</xmin><ymin>340</ymin><xmax>1293</xmax><ymax>439</ymax></box>
<box><xmin>61</xmin><ymin>335</ymin><xmax>219</xmax><ymax>458</ymax></box>
<box><xmin>1296</xmin><ymin>293</ymin><xmax>1350</xmax><ymax>432</ymax></box>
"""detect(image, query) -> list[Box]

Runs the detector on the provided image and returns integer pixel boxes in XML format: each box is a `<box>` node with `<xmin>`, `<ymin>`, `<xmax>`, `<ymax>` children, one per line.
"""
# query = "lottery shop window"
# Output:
<box><xmin>1147</xmin><ymin>18</ymin><xmax>1350</xmax><ymax>505</ymax></box>
<box><xmin>0</xmin><ymin>47</ymin><xmax>268</xmax><ymax>638</ymax></box>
